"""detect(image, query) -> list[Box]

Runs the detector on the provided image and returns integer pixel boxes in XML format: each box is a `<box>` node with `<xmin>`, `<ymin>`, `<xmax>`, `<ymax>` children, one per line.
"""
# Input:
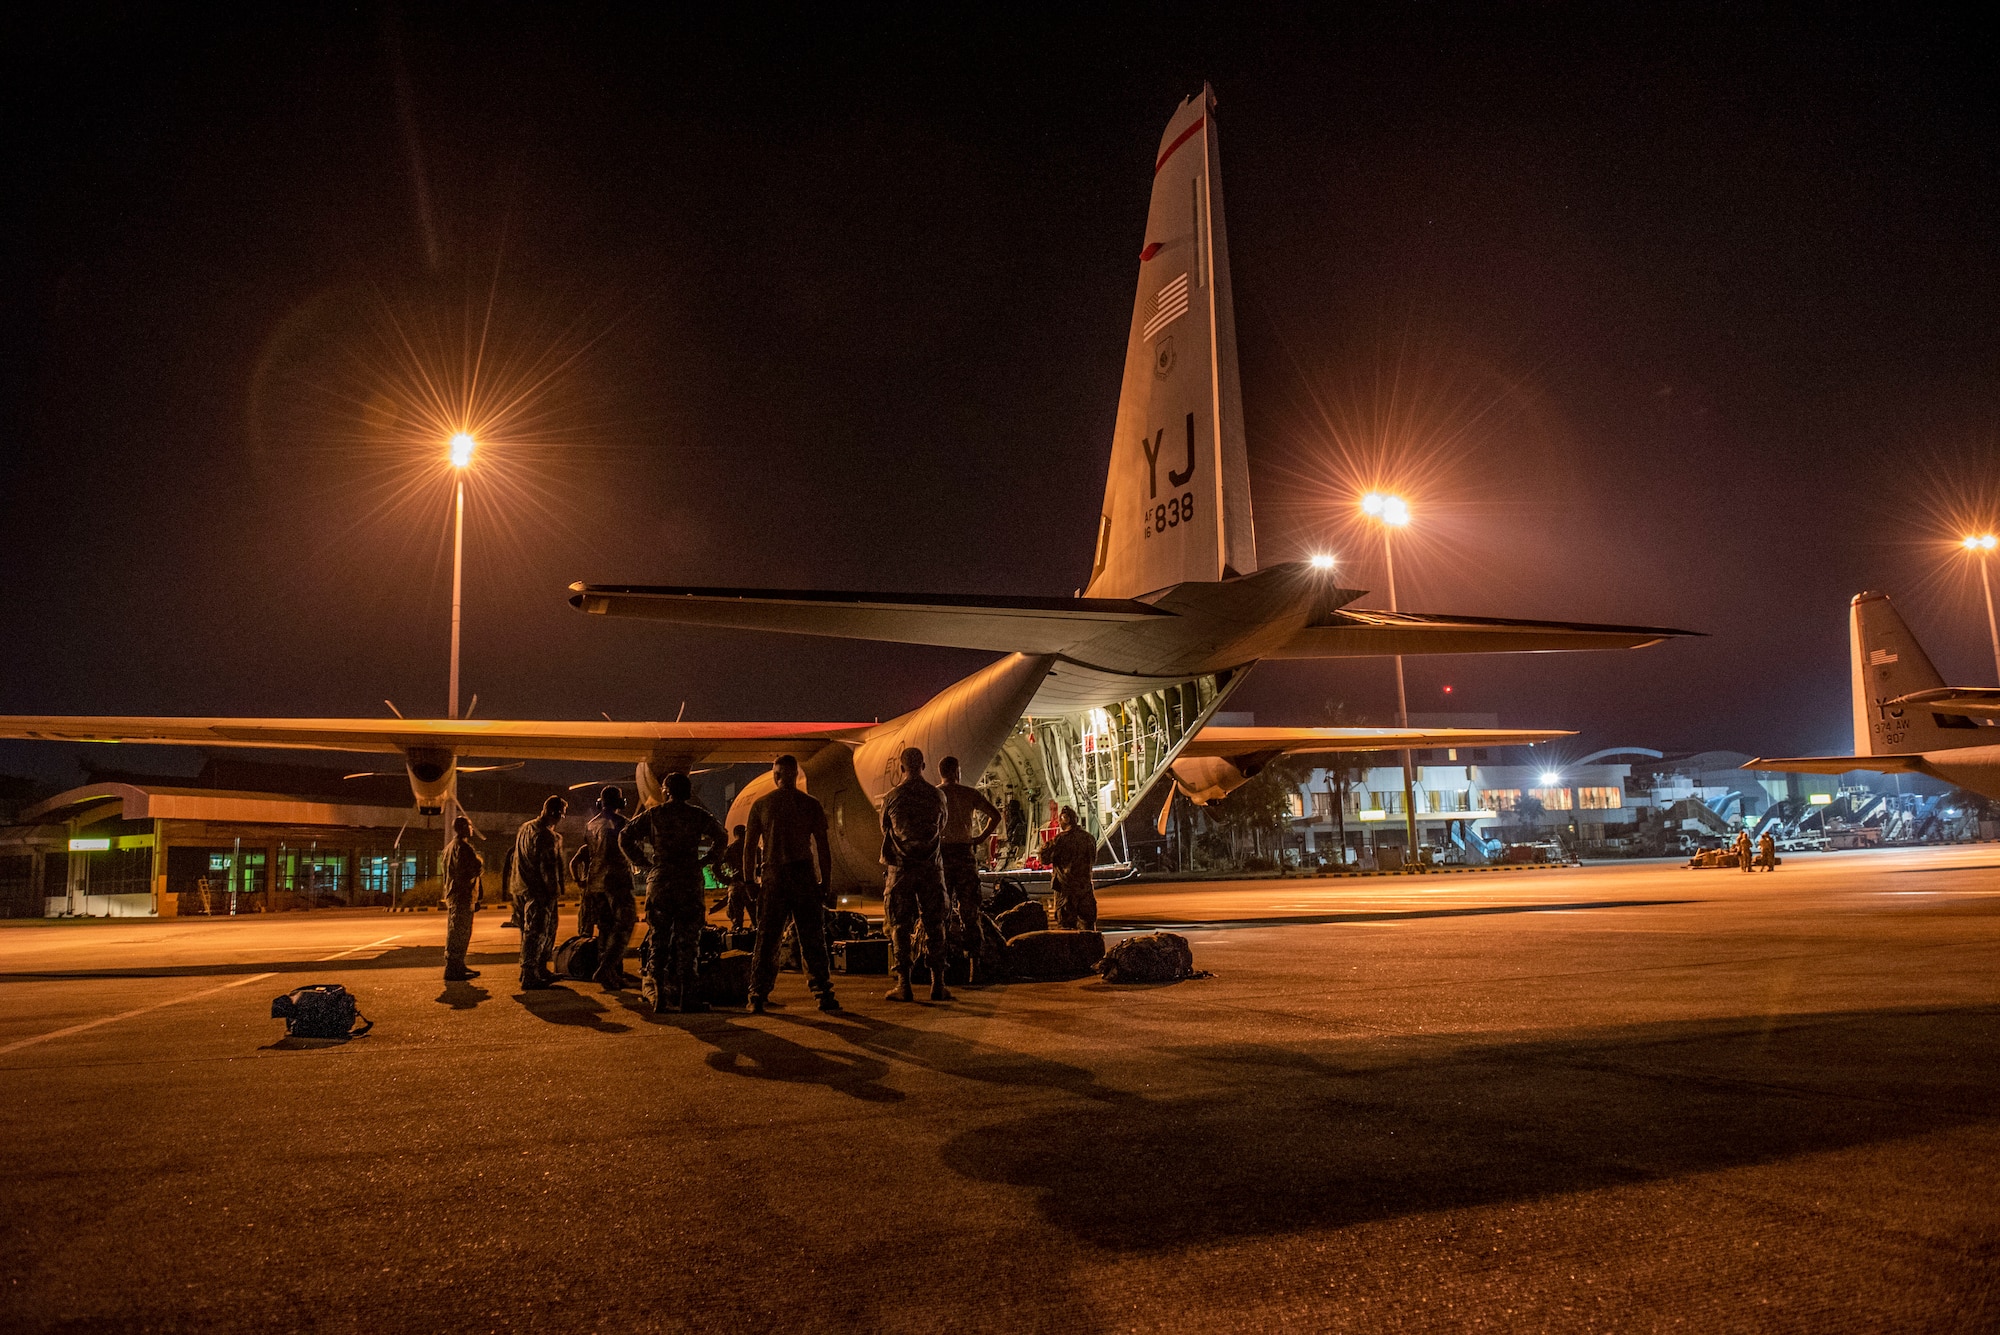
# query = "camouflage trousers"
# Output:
<box><xmin>886</xmin><ymin>860</ymin><xmax>950</xmax><ymax>984</ymax></box>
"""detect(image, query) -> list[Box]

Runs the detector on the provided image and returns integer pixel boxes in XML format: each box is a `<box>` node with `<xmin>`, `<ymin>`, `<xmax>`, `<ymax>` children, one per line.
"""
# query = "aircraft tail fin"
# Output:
<box><xmin>1084</xmin><ymin>84</ymin><xmax>1256</xmax><ymax>599</ymax></box>
<box><xmin>1849</xmin><ymin>591</ymin><xmax>1977</xmax><ymax>754</ymax></box>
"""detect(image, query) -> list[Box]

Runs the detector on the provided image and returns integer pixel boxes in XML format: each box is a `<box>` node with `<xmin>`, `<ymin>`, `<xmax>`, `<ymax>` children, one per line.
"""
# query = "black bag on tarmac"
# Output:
<box><xmin>552</xmin><ymin>934</ymin><xmax>599</xmax><ymax>980</ymax></box>
<box><xmin>987</xmin><ymin>879</ymin><xmax>1029</xmax><ymax>914</ymax></box>
<box><xmin>270</xmin><ymin>984</ymin><xmax>371</xmax><ymax>1040</ymax></box>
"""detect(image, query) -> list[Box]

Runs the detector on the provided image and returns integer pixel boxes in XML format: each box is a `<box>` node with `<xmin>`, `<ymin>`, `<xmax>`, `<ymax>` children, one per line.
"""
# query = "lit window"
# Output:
<box><xmin>1576</xmin><ymin>786</ymin><xmax>1623</xmax><ymax>810</ymax></box>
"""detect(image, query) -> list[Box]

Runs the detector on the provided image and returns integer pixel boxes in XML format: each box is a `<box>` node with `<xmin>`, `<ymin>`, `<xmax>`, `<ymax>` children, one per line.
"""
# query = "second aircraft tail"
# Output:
<box><xmin>1849</xmin><ymin>591</ymin><xmax>1979</xmax><ymax>754</ymax></box>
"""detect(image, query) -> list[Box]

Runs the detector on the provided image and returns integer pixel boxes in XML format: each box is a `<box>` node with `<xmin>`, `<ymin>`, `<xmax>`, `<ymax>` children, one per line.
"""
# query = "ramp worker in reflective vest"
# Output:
<box><xmin>569</xmin><ymin>785</ymin><xmax>638</xmax><ymax>992</ymax></box>
<box><xmin>1042</xmin><ymin>806</ymin><xmax>1100</xmax><ymax>932</ymax></box>
<box><xmin>936</xmin><ymin>755</ymin><xmax>1000</xmax><ymax>975</ymax></box>
<box><xmin>743</xmin><ymin>754</ymin><xmax>842</xmax><ymax>1014</ymax></box>
<box><xmin>512</xmin><ymin>795</ymin><xmax>569</xmax><ymax>989</ymax></box>
<box><xmin>619</xmin><ymin>770</ymin><xmax>727</xmax><ymax>1014</ymax></box>
<box><xmin>441</xmin><ymin>814</ymin><xmax>482</xmax><ymax>982</ymax></box>
<box><xmin>881</xmin><ymin>746</ymin><xmax>953</xmax><ymax>1003</ymax></box>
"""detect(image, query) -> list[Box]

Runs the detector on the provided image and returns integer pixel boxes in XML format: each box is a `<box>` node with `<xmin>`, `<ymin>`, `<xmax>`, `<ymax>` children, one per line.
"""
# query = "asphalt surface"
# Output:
<box><xmin>2</xmin><ymin>849</ymin><xmax>1995</xmax><ymax>1332</ymax></box>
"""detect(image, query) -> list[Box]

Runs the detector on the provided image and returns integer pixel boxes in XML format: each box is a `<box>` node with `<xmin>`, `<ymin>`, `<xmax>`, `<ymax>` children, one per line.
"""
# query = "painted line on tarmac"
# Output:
<box><xmin>0</xmin><ymin>934</ymin><xmax>402</xmax><ymax>1057</ymax></box>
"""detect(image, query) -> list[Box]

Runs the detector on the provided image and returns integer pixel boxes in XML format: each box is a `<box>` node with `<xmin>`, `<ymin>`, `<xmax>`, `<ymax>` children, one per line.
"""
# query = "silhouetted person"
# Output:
<box><xmin>719</xmin><ymin>823</ymin><xmax>756</xmax><ymax>930</ymax></box>
<box><xmin>1734</xmin><ymin>829</ymin><xmax>1753</xmax><ymax>873</ymax></box>
<box><xmin>1757</xmin><ymin>830</ymin><xmax>1778</xmax><ymax>871</ymax></box>
<box><xmin>570</xmin><ymin>786</ymin><xmax>637</xmax><ymax>991</ymax></box>
<box><xmin>513</xmin><ymin>795</ymin><xmax>569</xmax><ymax>989</ymax></box>
<box><xmin>441</xmin><ymin>814</ymin><xmax>482</xmax><ymax>981</ymax></box>
<box><xmin>1043</xmin><ymin>806</ymin><xmax>1099</xmax><ymax>931</ymax></box>
<box><xmin>744</xmin><ymin>754</ymin><xmax>841</xmax><ymax>1014</ymax></box>
<box><xmin>620</xmin><ymin>770</ymin><xmax>726</xmax><ymax>1014</ymax></box>
<box><xmin>937</xmin><ymin>755</ymin><xmax>999</xmax><ymax>974</ymax></box>
<box><xmin>1004</xmin><ymin>795</ymin><xmax>1027</xmax><ymax>860</ymax></box>
<box><xmin>500</xmin><ymin>843</ymin><xmax>520</xmax><ymax>929</ymax></box>
<box><xmin>881</xmin><ymin>746</ymin><xmax>950</xmax><ymax>1002</ymax></box>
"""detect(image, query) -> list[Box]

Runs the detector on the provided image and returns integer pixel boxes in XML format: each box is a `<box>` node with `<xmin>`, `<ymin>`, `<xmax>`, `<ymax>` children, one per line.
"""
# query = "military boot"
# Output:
<box><xmin>886</xmin><ymin>975</ymin><xmax>914</xmax><ymax>1002</ymax></box>
<box><xmin>930</xmin><ymin>976</ymin><xmax>953</xmax><ymax>1002</ymax></box>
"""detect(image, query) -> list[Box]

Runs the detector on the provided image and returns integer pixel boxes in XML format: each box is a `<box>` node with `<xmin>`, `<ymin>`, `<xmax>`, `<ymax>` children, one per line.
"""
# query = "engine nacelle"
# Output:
<box><xmin>405</xmin><ymin>747</ymin><xmax>457</xmax><ymax>814</ymax></box>
<box><xmin>1168</xmin><ymin>752</ymin><xmax>1275</xmax><ymax>806</ymax></box>
<box><xmin>851</xmin><ymin>652</ymin><xmax>1054</xmax><ymax>809</ymax></box>
<box><xmin>634</xmin><ymin>760</ymin><xmax>665</xmax><ymax>809</ymax></box>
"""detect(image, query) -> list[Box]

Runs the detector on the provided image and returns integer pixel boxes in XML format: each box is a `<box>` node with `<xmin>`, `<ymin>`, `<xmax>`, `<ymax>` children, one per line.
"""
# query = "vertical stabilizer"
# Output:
<box><xmin>1084</xmin><ymin>85</ymin><xmax>1256</xmax><ymax>599</ymax></box>
<box><xmin>1849</xmin><ymin>591</ymin><xmax>1974</xmax><ymax>754</ymax></box>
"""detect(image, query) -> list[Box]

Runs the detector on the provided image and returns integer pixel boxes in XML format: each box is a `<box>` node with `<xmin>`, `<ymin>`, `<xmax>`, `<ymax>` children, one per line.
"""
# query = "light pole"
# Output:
<box><xmin>449</xmin><ymin>432</ymin><xmax>475</xmax><ymax>721</ymax></box>
<box><xmin>444</xmin><ymin>433</ymin><xmax>475</xmax><ymax>839</ymax></box>
<box><xmin>1362</xmin><ymin>492</ymin><xmax>1420</xmax><ymax>865</ymax></box>
<box><xmin>1963</xmin><ymin>533</ymin><xmax>2000</xmax><ymax>684</ymax></box>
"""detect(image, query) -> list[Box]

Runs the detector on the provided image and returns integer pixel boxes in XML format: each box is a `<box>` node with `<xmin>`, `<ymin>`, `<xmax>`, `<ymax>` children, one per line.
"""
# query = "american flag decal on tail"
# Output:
<box><xmin>1143</xmin><ymin>272</ymin><xmax>1190</xmax><ymax>341</ymax></box>
<box><xmin>1869</xmin><ymin>648</ymin><xmax>1899</xmax><ymax>666</ymax></box>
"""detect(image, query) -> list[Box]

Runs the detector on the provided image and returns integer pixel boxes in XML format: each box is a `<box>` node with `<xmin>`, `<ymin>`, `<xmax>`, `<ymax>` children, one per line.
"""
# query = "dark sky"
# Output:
<box><xmin>3</xmin><ymin>4</ymin><xmax>1997</xmax><ymax>787</ymax></box>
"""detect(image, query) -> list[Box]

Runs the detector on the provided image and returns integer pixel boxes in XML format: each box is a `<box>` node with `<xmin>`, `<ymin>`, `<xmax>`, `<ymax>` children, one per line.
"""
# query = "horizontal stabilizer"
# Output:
<box><xmin>1268</xmin><ymin>610</ymin><xmax>1692</xmax><ymax>658</ymax></box>
<box><xmin>1888</xmin><ymin>687</ymin><xmax>2000</xmax><ymax>717</ymax></box>
<box><xmin>570</xmin><ymin>583</ymin><xmax>1167</xmax><ymax>654</ymax></box>
<box><xmin>1741</xmin><ymin>754</ymin><xmax>1925</xmax><ymax>776</ymax></box>
<box><xmin>0</xmin><ymin>716</ymin><xmax>868</xmax><ymax>765</ymax></box>
<box><xmin>1179</xmin><ymin>725</ymin><xmax>1569</xmax><ymax>759</ymax></box>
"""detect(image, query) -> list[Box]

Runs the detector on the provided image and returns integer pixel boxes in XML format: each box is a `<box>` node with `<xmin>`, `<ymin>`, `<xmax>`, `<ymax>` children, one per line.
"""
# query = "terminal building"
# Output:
<box><xmin>0</xmin><ymin>758</ymin><xmax>593</xmax><ymax>919</ymax></box>
<box><xmin>1273</xmin><ymin>727</ymin><xmax>1958</xmax><ymax>867</ymax></box>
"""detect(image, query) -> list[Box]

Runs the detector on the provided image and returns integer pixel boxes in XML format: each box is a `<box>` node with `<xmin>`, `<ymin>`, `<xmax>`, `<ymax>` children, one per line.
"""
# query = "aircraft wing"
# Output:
<box><xmin>0</xmin><ymin>716</ymin><xmax>869</xmax><ymax>765</ymax></box>
<box><xmin>569</xmin><ymin>583</ymin><xmax>1168</xmax><ymax>654</ymax></box>
<box><xmin>1266</xmin><ymin>610</ymin><xmax>1691</xmax><ymax>658</ymax></box>
<box><xmin>1740</xmin><ymin>755</ymin><xmax>1927</xmax><ymax>775</ymax></box>
<box><xmin>1887</xmin><ymin>687</ymin><xmax>2000</xmax><ymax>716</ymax></box>
<box><xmin>1178</xmin><ymin>725</ymin><xmax>1570</xmax><ymax>759</ymax></box>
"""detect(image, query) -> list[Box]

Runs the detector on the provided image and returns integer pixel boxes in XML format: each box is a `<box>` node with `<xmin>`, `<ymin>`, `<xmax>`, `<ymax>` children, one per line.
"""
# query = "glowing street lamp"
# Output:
<box><xmin>448</xmin><ymin>435</ymin><xmax>477</xmax><ymax>723</ymax></box>
<box><xmin>1361</xmin><ymin>492</ymin><xmax>1420</xmax><ymax>863</ymax></box>
<box><xmin>1309</xmin><ymin>552</ymin><xmax>1335</xmax><ymax>570</ymax></box>
<box><xmin>1963</xmin><ymin>533</ymin><xmax>2000</xmax><ymax>683</ymax></box>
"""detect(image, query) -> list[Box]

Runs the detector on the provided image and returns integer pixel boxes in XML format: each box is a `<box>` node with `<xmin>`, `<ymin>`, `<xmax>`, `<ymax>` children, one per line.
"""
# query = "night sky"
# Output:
<box><xmin>3</xmin><ymin>5</ymin><xmax>1997</xmax><ymax>789</ymax></box>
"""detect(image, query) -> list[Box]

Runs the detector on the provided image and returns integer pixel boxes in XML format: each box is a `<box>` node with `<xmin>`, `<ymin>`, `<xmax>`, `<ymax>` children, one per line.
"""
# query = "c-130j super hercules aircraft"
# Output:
<box><xmin>0</xmin><ymin>86</ymin><xmax>1690</xmax><ymax>895</ymax></box>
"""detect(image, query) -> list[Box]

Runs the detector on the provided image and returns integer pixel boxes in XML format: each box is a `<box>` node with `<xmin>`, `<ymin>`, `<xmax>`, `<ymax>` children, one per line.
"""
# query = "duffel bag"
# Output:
<box><xmin>270</xmin><ymin>983</ymin><xmax>371</xmax><ymax>1040</ymax></box>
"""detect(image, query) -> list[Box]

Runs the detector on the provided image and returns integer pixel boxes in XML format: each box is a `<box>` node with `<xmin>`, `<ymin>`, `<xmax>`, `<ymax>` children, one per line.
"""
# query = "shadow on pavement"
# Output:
<box><xmin>792</xmin><ymin>1009</ymin><xmax>1131</xmax><ymax>1108</ymax></box>
<box><xmin>512</xmin><ymin>986</ymin><xmax>631</xmax><ymax>1033</ymax></box>
<box><xmin>939</xmin><ymin>1003</ymin><xmax>2000</xmax><ymax>1251</ymax></box>
<box><xmin>256</xmin><ymin>1034</ymin><xmax>366</xmax><ymax>1052</ymax></box>
<box><xmin>680</xmin><ymin>1010</ymin><xmax>906</xmax><ymax>1103</ymax></box>
<box><xmin>435</xmin><ymin>980</ymin><xmax>490</xmax><ymax>1010</ymax></box>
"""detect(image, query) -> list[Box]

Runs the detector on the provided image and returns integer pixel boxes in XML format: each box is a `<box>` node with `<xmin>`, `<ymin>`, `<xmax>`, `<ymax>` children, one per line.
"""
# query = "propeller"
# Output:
<box><xmin>569</xmin><ymin>766</ymin><xmax>711</xmax><ymax>792</ymax></box>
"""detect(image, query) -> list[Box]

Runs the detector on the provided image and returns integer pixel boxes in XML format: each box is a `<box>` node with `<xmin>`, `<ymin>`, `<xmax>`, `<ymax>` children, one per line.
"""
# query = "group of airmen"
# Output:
<box><xmin>1731</xmin><ymin>828</ymin><xmax>1779</xmax><ymax>872</ymax></box>
<box><xmin>432</xmin><ymin>746</ymin><xmax>1101</xmax><ymax>1014</ymax></box>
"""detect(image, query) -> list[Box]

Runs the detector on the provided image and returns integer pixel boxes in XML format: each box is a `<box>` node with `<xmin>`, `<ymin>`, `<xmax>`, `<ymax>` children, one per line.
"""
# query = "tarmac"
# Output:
<box><xmin>1</xmin><ymin>847</ymin><xmax>1995</xmax><ymax>1331</ymax></box>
